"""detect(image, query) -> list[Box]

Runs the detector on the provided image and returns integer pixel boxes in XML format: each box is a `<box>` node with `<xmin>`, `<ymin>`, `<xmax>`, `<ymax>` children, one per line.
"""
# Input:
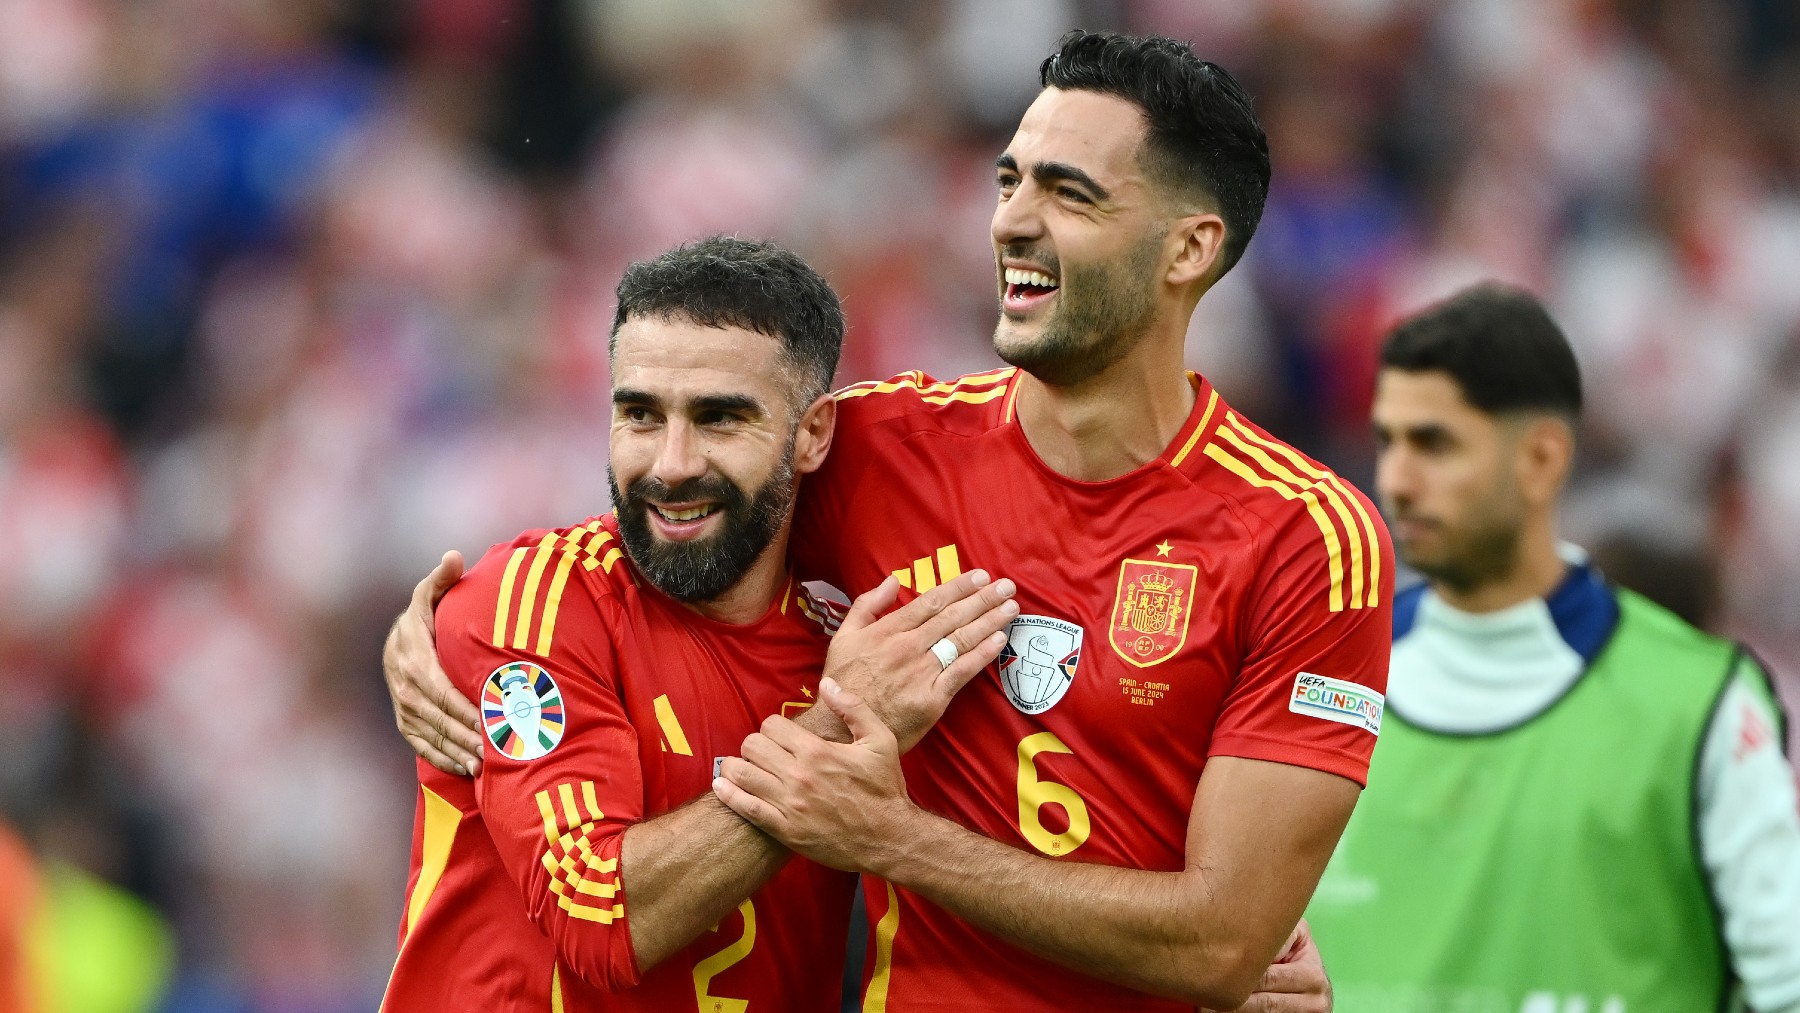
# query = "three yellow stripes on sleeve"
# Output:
<box><xmin>535</xmin><ymin>781</ymin><xmax>624</xmax><ymax>924</ymax></box>
<box><xmin>1201</xmin><ymin>411</ymin><xmax>1381</xmax><ymax>613</ymax></box>
<box><xmin>493</xmin><ymin>522</ymin><xmax>622</xmax><ymax>657</ymax></box>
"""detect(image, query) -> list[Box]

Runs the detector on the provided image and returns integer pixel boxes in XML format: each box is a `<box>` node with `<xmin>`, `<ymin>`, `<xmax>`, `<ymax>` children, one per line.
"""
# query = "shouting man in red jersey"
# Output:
<box><xmin>379</xmin><ymin>236</ymin><xmax>1019</xmax><ymax>1012</ymax></box>
<box><xmin>387</xmin><ymin>31</ymin><xmax>1372</xmax><ymax>1013</ymax></box>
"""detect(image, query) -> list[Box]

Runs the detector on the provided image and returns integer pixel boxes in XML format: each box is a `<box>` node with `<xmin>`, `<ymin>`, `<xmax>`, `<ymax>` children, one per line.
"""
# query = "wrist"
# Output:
<box><xmin>861</xmin><ymin>802</ymin><xmax>939</xmax><ymax>881</ymax></box>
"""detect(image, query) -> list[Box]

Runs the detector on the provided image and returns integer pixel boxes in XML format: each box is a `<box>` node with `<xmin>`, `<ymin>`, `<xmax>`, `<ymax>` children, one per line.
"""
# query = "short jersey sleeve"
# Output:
<box><xmin>436</xmin><ymin>534</ymin><xmax>645</xmax><ymax>991</ymax></box>
<box><xmin>1207</xmin><ymin>500</ymin><xmax>1396</xmax><ymax>787</ymax></box>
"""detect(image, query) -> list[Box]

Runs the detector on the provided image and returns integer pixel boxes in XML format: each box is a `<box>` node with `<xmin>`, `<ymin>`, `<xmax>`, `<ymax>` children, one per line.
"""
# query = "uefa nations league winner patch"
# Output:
<box><xmin>1288</xmin><ymin>672</ymin><xmax>1383</xmax><ymax>735</ymax></box>
<box><xmin>483</xmin><ymin>661</ymin><xmax>566</xmax><ymax>760</ymax></box>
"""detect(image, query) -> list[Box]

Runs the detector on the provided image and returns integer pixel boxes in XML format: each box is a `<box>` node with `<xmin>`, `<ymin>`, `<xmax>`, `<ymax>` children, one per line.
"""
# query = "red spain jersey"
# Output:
<box><xmin>792</xmin><ymin>368</ymin><xmax>1394</xmax><ymax>1012</ymax></box>
<box><xmin>381</xmin><ymin>513</ymin><xmax>855</xmax><ymax>1012</ymax></box>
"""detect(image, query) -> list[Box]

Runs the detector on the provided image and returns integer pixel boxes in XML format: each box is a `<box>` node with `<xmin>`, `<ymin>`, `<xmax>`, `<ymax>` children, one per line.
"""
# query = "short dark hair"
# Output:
<box><xmin>1040</xmin><ymin>30</ymin><xmax>1271</xmax><ymax>279</ymax></box>
<box><xmin>611</xmin><ymin>236</ymin><xmax>844</xmax><ymax>404</ymax></box>
<box><xmin>1381</xmin><ymin>284</ymin><xmax>1583</xmax><ymax>420</ymax></box>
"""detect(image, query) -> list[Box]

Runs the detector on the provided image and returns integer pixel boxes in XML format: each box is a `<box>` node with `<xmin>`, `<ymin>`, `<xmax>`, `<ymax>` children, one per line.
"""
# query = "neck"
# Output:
<box><xmin>1014</xmin><ymin>319</ymin><xmax>1195</xmax><ymax>482</ymax></box>
<box><xmin>1432</xmin><ymin>522</ymin><xmax>1567</xmax><ymax>614</ymax></box>
<box><xmin>683</xmin><ymin>527</ymin><xmax>793</xmax><ymax>626</ymax></box>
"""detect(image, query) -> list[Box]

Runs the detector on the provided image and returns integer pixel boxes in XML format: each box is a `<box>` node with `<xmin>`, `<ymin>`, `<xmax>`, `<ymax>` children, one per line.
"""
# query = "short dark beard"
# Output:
<box><xmin>995</xmin><ymin>230</ymin><xmax>1163</xmax><ymax>387</ymax></box>
<box><xmin>609</xmin><ymin>447</ymin><xmax>795</xmax><ymax>603</ymax></box>
<box><xmin>1404</xmin><ymin>512</ymin><xmax>1523</xmax><ymax>597</ymax></box>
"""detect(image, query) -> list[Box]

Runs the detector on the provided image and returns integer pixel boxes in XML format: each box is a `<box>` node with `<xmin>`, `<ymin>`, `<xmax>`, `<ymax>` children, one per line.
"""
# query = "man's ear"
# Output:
<box><xmin>1166</xmin><ymin>213</ymin><xmax>1226</xmax><ymax>289</ymax></box>
<box><xmin>793</xmin><ymin>393</ymin><xmax>836</xmax><ymax>477</ymax></box>
<box><xmin>1516</xmin><ymin>415</ymin><xmax>1575</xmax><ymax>508</ymax></box>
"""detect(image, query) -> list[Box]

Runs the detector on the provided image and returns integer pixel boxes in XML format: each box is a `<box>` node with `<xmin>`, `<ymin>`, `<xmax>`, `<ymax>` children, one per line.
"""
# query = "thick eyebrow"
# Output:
<box><xmin>612</xmin><ymin>388</ymin><xmax>766</xmax><ymax>417</ymax></box>
<box><xmin>995</xmin><ymin>153</ymin><xmax>1113</xmax><ymax>202</ymax></box>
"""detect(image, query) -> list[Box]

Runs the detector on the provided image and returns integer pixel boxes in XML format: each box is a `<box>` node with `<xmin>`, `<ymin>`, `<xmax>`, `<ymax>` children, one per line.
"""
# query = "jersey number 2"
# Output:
<box><xmin>692</xmin><ymin>899</ymin><xmax>755</xmax><ymax>1013</ymax></box>
<box><xmin>1017</xmin><ymin>732</ymin><xmax>1091</xmax><ymax>855</ymax></box>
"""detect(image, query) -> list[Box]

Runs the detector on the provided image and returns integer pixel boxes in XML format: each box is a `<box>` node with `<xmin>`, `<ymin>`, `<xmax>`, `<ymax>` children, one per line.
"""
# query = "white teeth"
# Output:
<box><xmin>1004</xmin><ymin>268</ymin><xmax>1059</xmax><ymax>289</ymax></box>
<box><xmin>655</xmin><ymin>505</ymin><xmax>716</xmax><ymax>522</ymax></box>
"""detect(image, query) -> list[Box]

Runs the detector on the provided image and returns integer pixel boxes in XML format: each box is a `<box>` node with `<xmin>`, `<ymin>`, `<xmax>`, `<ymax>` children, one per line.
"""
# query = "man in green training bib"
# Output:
<box><xmin>1306</xmin><ymin>284</ymin><xmax>1800</xmax><ymax>1013</ymax></box>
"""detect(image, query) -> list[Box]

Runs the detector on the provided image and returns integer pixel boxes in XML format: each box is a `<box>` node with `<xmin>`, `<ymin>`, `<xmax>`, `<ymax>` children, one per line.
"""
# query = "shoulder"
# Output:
<box><xmin>438</xmin><ymin>514</ymin><xmax>635</xmax><ymax>666</ymax></box>
<box><xmin>1610</xmin><ymin>587</ymin><xmax>1738</xmax><ymax>672</ymax></box>
<box><xmin>1182</xmin><ymin>402</ymin><xmax>1392</xmax><ymax>616</ymax></box>
<box><xmin>831</xmin><ymin>367</ymin><xmax>1020</xmax><ymax>439</ymax></box>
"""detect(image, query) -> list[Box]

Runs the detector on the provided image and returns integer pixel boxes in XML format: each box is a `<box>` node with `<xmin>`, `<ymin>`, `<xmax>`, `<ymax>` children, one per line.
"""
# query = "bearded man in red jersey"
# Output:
<box><xmin>379</xmin><ymin>236</ymin><xmax>1018</xmax><ymax>1012</ymax></box>
<box><xmin>387</xmin><ymin>31</ymin><xmax>1373</xmax><ymax>1013</ymax></box>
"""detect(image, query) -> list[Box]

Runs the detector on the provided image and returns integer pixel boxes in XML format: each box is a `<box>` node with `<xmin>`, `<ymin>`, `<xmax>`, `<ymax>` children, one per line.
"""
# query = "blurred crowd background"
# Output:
<box><xmin>1</xmin><ymin>0</ymin><xmax>1797</xmax><ymax>1008</ymax></box>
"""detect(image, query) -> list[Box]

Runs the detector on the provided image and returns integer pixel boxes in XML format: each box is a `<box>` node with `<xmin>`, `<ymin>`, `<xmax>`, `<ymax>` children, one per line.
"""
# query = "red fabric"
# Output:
<box><xmin>382</xmin><ymin>515</ymin><xmax>852</xmax><ymax>1011</ymax></box>
<box><xmin>791</xmin><ymin>370</ymin><xmax>1393</xmax><ymax>1011</ymax></box>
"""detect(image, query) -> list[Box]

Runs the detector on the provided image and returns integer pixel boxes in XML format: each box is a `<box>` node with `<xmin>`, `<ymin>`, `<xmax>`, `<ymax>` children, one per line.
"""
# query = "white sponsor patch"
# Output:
<box><xmin>1289</xmin><ymin>672</ymin><xmax>1383</xmax><ymax>735</ymax></box>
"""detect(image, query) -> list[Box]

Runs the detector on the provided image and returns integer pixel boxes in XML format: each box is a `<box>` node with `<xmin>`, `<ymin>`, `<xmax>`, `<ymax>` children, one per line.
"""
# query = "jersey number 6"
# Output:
<box><xmin>1016</xmin><ymin>732</ymin><xmax>1091</xmax><ymax>855</ymax></box>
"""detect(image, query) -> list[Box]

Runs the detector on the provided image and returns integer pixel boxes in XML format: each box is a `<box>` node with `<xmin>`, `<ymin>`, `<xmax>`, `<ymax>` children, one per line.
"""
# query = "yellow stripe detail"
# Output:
<box><xmin>600</xmin><ymin>548</ymin><xmax>623</xmax><ymax>573</ymax></box>
<box><xmin>581</xmin><ymin>781</ymin><xmax>603</xmax><ymax>821</ymax></box>
<box><xmin>1168</xmin><ymin>387</ymin><xmax>1221</xmax><ymax>468</ymax></box>
<box><xmin>535</xmin><ymin>550</ymin><xmax>580</xmax><ymax>656</ymax></box>
<box><xmin>512</xmin><ymin>534</ymin><xmax>560</xmax><ymax>649</ymax></box>
<box><xmin>893</xmin><ymin>568</ymin><xmax>912</xmax><ymax>589</ymax></box>
<box><xmin>536</xmin><ymin>790</ymin><xmax>558</xmax><ymax>843</ymax></box>
<box><xmin>862</xmin><ymin>880</ymin><xmax>901</xmax><ymax>1013</ymax></box>
<box><xmin>654</xmin><ymin>694</ymin><xmax>693</xmax><ymax>756</ymax></box>
<box><xmin>1001</xmin><ymin>373</ymin><xmax>1022</xmax><ymax>423</ymax></box>
<box><xmin>403</xmin><ymin>787</ymin><xmax>462</xmax><ymax>939</ymax></box>
<box><xmin>1224</xmin><ymin>412</ymin><xmax>1383</xmax><ymax>607</ymax></box>
<box><xmin>1203</xmin><ymin>443</ymin><xmax>1347</xmax><ymax>612</ymax></box>
<box><xmin>919</xmin><ymin>387</ymin><xmax>1009</xmax><ymax>407</ymax></box>
<box><xmin>556</xmin><ymin>782</ymin><xmax>581</xmax><ymax>829</ymax></box>
<box><xmin>493</xmin><ymin>547</ymin><xmax>530</xmax><ymax>647</ymax></box>
<box><xmin>1216</xmin><ymin>419</ymin><xmax>1366</xmax><ymax>609</ymax></box>
<box><xmin>935</xmin><ymin>544</ymin><xmax>962</xmax><ymax>582</ymax></box>
<box><xmin>551</xmin><ymin>964</ymin><xmax>564</xmax><ymax>1013</ymax></box>
<box><xmin>779</xmin><ymin>574</ymin><xmax>792</xmax><ymax>615</ymax></box>
<box><xmin>911</xmin><ymin>556</ymin><xmax>937</xmax><ymax>593</ymax></box>
<box><xmin>836</xmin><ymin>368</ymin><xmax>1014</xmax><ymax>402</ymax></box>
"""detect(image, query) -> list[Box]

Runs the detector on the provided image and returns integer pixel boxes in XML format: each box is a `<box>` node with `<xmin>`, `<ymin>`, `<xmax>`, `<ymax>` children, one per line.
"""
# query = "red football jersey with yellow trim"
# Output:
<box><xmin>381</xmin><ymin>513</ymin><xmax>855</xmax><ymax>1012</ymax></box>
<box><xmin>792</xmin><ymin>368</ymin><xmax>1394</xmax><ymax>1012</ymax></box>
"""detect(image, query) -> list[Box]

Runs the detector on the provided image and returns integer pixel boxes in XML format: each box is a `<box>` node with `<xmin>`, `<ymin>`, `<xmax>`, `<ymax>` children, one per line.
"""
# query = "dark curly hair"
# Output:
<box><xmin>1041</xmin><ymin>30</ymin><xmax>1271</xmax><ymax>279</ymax></box>
<box><xmin>611</xmin><ymin>236</ymin><xmax>844</xmax><ymax>404</ymax></box>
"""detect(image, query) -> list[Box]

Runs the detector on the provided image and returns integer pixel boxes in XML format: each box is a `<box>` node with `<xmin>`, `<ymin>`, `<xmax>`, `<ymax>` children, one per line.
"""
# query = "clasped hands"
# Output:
<box><xmin>712</xmin><ymin>569</ymin><xmax>1018</xmax><ymax>872</ymax></box>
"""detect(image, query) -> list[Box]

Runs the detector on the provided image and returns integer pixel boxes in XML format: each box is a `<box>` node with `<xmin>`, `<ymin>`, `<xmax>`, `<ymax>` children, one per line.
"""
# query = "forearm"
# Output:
<box><xmin>869</xmin><ymin>808</ymin><xmax>1264</xmax><ymax>1008</ymax></box>
<box><xmin>620</xmin><ymin>794</ymin><xmax>790</xmax><ymax>970</ymax></box>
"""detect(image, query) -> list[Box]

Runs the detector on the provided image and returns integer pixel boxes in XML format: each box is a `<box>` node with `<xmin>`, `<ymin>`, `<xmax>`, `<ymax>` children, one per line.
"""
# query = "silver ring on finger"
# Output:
<box><xmin>930</xmin><ymin>637</ymin><xmax>960</xmax><ymax>671</ymax></box>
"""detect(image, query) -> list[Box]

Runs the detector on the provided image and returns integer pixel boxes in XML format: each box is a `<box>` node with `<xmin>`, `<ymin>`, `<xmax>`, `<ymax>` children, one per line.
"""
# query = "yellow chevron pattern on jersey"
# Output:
<box><xmin>836</xmin><ymin>368</ymin><xmax>1016</xmax><ymax>407</ymax></box>
<box><xmin>892</xmin><ymin>544</ymin><xmax>963</xmax><ymax>591</ymax></box>
<box><xmin>490</xmin><ymin>521</ymin><xmax>625</xmax><ymax>657</ymax></box>
<box><xmin>1202</xmin><ymin>417</ymin><xmax>1374</xmax><ymax>613</ymax></box>
<box><xmin>534</xmin><ymin>781</ymin><xmax>623</xmax><ymax>924</ymax></box>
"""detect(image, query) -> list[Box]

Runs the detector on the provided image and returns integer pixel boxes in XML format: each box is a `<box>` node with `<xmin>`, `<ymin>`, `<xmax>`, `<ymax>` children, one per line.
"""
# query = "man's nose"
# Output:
<box><xmin>650</xmin><ymin>423</ymin><xmax>708</xmax><ymax>490</ymax></box>
<box><xmin>992</xmin><ymin>186</ymin><xmax>1045</xmax><ymax>250</ymax></box>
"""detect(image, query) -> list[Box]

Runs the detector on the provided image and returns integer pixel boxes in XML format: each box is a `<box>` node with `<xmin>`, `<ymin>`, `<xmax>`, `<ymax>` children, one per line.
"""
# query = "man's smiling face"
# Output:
<box><xmin>990</xmin><ymin>87</ymin><xmax>1169</xmax><ymax>387</ymax></box>
<box><xmin>607</xmin><ymin>315</ymin><xmax>803</xmax><ymax>603</ymax></box>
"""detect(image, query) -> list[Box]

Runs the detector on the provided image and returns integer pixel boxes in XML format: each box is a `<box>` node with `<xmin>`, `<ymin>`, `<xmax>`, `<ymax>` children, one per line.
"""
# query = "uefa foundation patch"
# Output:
<box><xmin>1289</xmin><ymin>673</ymin><xmax>1383</xmax><ymax>735</ymax></box>
<box><xmin>483</xmin><ymin>661</ymin><xmax>565</xmax><ymax>760</ymax></box>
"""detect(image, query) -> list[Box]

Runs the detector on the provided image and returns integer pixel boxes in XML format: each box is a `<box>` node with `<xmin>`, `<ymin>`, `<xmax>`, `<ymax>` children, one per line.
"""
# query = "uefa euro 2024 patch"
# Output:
<box><xmin>1289</xmin><ymin>672</ymin><xmax>1383</xmax><ymax>736</ymax></box>
<box><xmin>483</xmin><ymin>661</ymin><xmax>565</xmax><ymax>760</ymax></box>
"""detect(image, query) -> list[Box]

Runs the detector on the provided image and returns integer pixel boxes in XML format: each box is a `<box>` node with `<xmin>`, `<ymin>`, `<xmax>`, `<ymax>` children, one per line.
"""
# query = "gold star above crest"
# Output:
<box><xmin>802</xmin><ymin>686</ymin><xmax>813</xmax><ymax>699</ymax></box>
<box><xmin>1154</xmin><ymin>540</ymin><xmax>1173</xmax><ymax>557</ymax></box>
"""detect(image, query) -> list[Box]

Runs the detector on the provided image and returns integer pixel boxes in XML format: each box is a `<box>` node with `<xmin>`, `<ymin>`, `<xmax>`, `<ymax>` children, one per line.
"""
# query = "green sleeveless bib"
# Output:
<box><xmin>1307</xmin><ymin>589</ymin><xmax>1744</xmax><ymax>1013</ymax></box>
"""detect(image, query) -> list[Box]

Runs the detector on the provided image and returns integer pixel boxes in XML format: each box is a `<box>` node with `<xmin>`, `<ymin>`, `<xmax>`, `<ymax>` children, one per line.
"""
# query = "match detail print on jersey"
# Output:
<box><xmin>1110</xmin><ymin>559</ymin><xmax>1199</xmax><ymax>668</ymax></box>
<box><xmin>1288</xmin><ymin>672</ymin><xmax>1384</xmax><ymax>736</ymax></box>
<box><xmin>482</xmin><ymin>661</ymin><xmax>566</xmax><ymax>760</ymax></box>
<box><xmin>999</xmin><ymin>615</ymin><xmax>1083</xmax><ymax>715</ymax></box>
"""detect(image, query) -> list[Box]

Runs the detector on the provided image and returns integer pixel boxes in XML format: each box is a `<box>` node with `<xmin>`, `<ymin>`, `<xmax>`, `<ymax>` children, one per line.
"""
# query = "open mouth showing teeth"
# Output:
<box><xmin>1004</xmin><ymin>267</ymin><xmax>1060</xmax><ymax>298</ymax></box>
<box><xmin>653</xmin><ymin>504</ymin><xmax>718</xmax><ymax>522</ymax></box>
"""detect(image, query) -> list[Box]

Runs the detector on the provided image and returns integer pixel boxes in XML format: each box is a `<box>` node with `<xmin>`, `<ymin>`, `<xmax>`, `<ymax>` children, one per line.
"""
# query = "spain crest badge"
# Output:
<box><xmin>1110</xmin><ymin>558</ymin><xmax>1199</xmax><ymax>667</ymax></box>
